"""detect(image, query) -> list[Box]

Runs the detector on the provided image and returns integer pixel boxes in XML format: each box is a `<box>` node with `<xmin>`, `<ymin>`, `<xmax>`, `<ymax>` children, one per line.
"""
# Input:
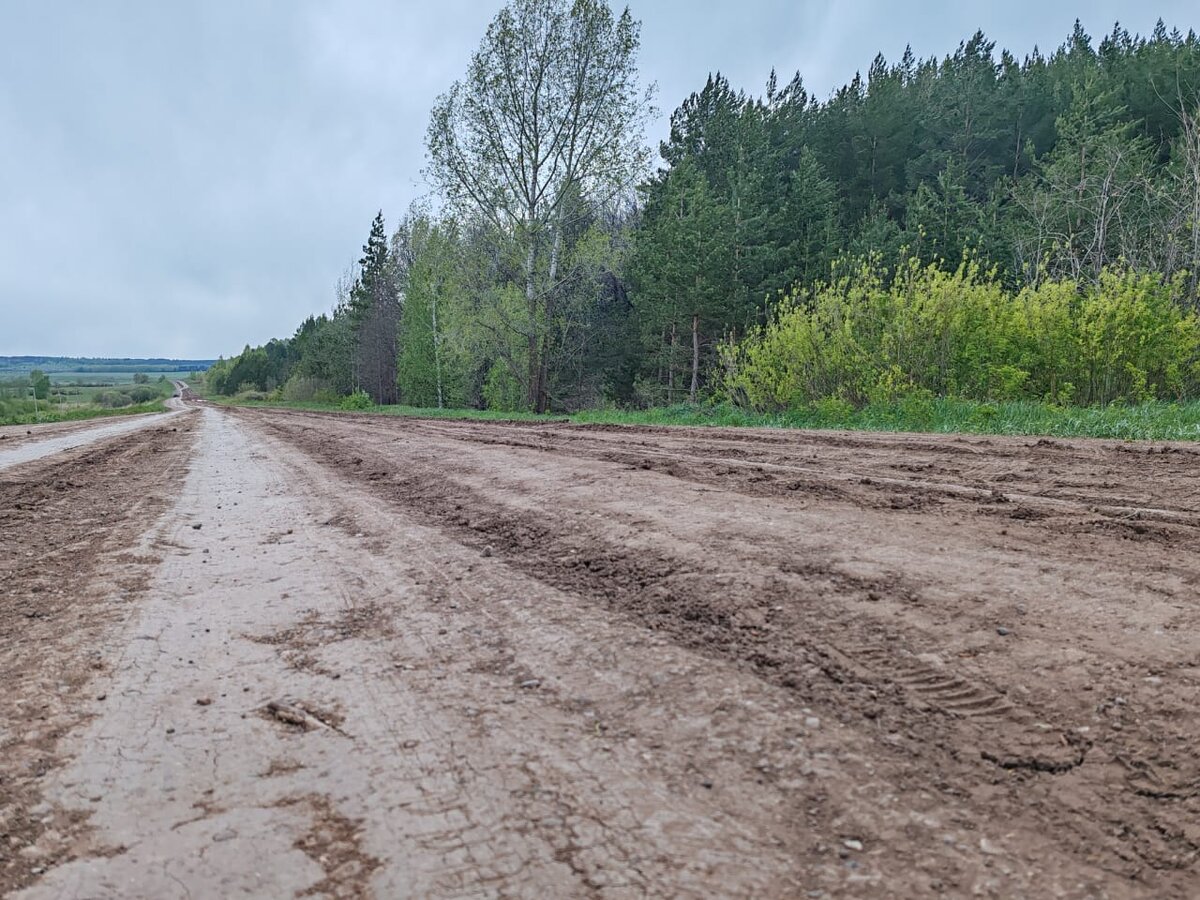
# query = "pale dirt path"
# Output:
<box><xmin>18</xmin><ymin>407</ymin><xmax>862</xmax><ymax>898</ymax></box>
<box><xmin>14</xmin><ymin>404</ymin><xmax>1199</xmax><ymax>898</ymax></box>
<box><xmin>0</xmin><ymin>405</ymin><xmax>183</xmax><ymax>472</ymax></box>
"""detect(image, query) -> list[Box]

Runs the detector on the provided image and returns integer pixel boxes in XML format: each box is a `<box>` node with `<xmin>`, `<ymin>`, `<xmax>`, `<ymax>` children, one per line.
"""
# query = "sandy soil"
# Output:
<box><xmin>3</xmin><ymin>404</ymin><xmax>1199</xmax><ymax>898</ymax></box>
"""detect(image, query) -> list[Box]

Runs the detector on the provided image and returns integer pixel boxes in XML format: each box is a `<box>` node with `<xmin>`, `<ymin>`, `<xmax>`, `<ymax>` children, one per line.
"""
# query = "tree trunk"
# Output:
<box><xmin>535</xmin><ymin>223</ymin><xmax>563</xmax><ymax>414</ymax></box>
<box><xmin>667</xmin><ymin>321</ymin><xmax>677</xmax><ymax>404</ymax></box>
<box><xmin>690</xmin><ymin>313</ymin><xmax>699</xmax><ymax>403</ymax></box>
<box><xmin>432</xmin><ymin>286</ymin><xmax>443</xmax><ymax>410</ymax></box>
<box><xmin>524</xmin><ymin>237</ymin><xmax>540</xmax><ymax>411</ymax></box>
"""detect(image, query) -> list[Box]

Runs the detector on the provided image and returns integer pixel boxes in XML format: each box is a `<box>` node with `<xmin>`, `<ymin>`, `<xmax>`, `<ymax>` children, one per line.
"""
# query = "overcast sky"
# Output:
<box><xmin>1</xmin><ymin>1</ymin><xmax>1194</xmax><ymax>358</ymax></box>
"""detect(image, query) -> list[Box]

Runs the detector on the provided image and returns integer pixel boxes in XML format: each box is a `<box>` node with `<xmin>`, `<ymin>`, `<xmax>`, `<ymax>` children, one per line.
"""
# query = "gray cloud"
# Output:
<box><xmin>1</xmin><ymin>1</ymin><xmax>1193</xmax><ymax>357</ymax></box>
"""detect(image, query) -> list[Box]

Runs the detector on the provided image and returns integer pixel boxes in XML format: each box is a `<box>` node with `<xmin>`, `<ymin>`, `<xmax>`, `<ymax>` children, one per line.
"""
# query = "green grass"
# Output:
<box><xmin>0</xmin><ymin>399</ymin><xmax>169</xmax><ymax>427</ymax></box>
<box><xmin>0</xmin><ymin>377</ymin><xmax>177</xmax><ymax>426</ymax></box>
<box><xmin>199</xmin><ymin>391</ymin><xmax>1200</xmax><ymax>442</ymax></box>
<box><xmin>576</xmin><ymin>398</ymin><xmax>1200</xmax><ymax>441</ymax></box>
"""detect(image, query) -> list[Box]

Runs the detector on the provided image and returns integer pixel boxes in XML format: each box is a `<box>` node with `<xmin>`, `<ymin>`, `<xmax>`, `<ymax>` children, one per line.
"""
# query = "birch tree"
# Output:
<box><xmin>426</xmin><ymin>0</ymin><xmax>651</xmax><ymax>412</ymax></box>
<box><xmin>397</xmin><ymin>215</ymin><xmax>463</xmax><ymax>409</ymax></box>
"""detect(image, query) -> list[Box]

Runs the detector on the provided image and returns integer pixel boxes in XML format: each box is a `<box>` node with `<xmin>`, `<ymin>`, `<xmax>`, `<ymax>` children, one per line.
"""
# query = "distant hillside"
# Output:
<box><xmin>0</xmin><ymin>356</ymin><xmax>215</xmax><ymax>377</ymax></box>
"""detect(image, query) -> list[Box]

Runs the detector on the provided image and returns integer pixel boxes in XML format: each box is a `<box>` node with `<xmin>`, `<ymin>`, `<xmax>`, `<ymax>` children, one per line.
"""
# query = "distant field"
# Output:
<box><xmin>0</xmin><ymin>356</ymin><xmax>209</xmax><ymax>424</ymax></box>
<box><xmin>45</xmin><ymin>371</ymin><xmax>195</xmax><ymax>385</ymax></box>
<box><xmin>0</xmin><ymin>356</ymin><xmax>214</xmax><ymax>378</ymax></box>
<box><xmin>0</xmin><ymin>374</ymin><xmax>184</xmax><ymax>426</ymax></box>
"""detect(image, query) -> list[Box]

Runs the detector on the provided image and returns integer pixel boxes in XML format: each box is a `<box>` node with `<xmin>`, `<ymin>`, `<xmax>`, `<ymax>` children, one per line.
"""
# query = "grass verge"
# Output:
<box><xmin>0</xmin><ymin>399</ymin><xmax>169</xmax><ymax>428</ymax></box>
<box><xmin>200</xmin><ymin>394</ymin><xmax>1200</xmax><ymax>441</ymax></box>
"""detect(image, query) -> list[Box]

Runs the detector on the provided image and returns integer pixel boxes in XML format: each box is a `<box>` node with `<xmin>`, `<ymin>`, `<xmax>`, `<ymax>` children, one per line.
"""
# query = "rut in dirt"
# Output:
<box><xmin>244</xmin><ymin>407</ymin><xmax>1200</xmax><ymax>892</ymax></box>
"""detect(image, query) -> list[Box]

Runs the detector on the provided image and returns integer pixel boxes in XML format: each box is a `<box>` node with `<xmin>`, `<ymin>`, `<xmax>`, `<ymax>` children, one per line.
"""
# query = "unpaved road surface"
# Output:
<box><xmin>0</xmin><ymin>410</ymin><xmax>183</xmax><ymax>472</ymax></box>
<box><xmin>3</xmin><ymin>404</ymin><xmax>1199</xmax><ymax>898</ymax></box>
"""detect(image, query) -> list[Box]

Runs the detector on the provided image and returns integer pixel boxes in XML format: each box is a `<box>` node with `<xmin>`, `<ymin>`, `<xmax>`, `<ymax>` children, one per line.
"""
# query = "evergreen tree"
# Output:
<box><xmin>350</xmin><ymin>211</ymin><xmax>401</xmax><ymax>404</ymax></box>
<box><xmin>631</xmin><ymin>160</ymin><xmax>734</xmax><ymax>402</ymax></box>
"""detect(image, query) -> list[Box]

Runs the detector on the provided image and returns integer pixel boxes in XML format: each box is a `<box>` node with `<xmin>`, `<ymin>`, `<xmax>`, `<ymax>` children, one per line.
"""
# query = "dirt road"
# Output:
<box><xmin>0</xmin><ymin>411</ymin><xmax>184</xmax><ymax>471</ymax></box>
<box><xmin>3</xmin><ymin>404</ymin><xmax>1199</xmax><ymax>898</ymax></box>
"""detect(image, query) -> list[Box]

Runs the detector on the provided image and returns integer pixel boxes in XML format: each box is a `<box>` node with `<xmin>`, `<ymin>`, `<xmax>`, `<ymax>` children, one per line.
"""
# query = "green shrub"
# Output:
<box><xmin>721</xmin><ymin>260</ymin><xmax>1200</xmax><ymax>411</ymax></box>
<box><xmin>96</xmin><ymin>390</ymin><xmax>132</xmax><ymax>408</ymax></box>
<box><xmin>482</xmin><ymin>360</ymin><xmax>525</xmax><ymax>411</ymax></box>
<box><xmin>340</xmin><ymin>389</ymin><xmax>374</xmax><ymax>410</ymax></box>
<box><xmin>281</xmin><ymin>376</ymin><xmax>331</xmax><ymax>403</ymax></box>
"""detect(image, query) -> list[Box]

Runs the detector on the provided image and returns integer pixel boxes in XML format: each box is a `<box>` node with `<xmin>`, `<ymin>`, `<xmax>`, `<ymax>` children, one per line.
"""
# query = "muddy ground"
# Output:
<box><xmin>2</xmin><ymin>404</ymin><xmax>1198</xmax><ymax>898</ymax></box>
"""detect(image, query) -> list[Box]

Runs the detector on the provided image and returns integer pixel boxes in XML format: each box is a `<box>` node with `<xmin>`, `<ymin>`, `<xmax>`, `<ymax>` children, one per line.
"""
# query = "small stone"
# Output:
<box><xmin>196</xmin><ymin>697</ymin><xmax>213</xmax><ymax>706</ymax></box>
<box><xmin>804</xmin><ymin>716</ymin><xmax>820</xmax><ymax>729</ymax></box>
<box><xmin>996</xmin><ymin>627</ymin><xmax>1011</xmax><ymax>636</ymax></box>
<box><xmin>165</xmin><ymin>726</ymin><xmax>175</xmax><ymax>734</ymax></box>
<box><xmin>96</xmin><ymin>694</ymin><xmax>106</xmax><ymax>701</ymax></box>
<box><xmin>482</xmin><ymin>546</ymin><xmax>494</xmax><ymax>558</ymax></box>
<box><xmin>192</xmin><ymin>523</ymin><xmax>202</xmax><ymax>530</ymax></box>
<box><xmin>843</xmin><ymin>839</ymin><xmax>863</xmax><ymax>852</ymax></box>
<box><xmin>519</xmin><ymin>679</ymin><xmax>541</xmax><ymax>689</ymax></box>
<box><xmin>700</xmin><ymin>779</ymin><xmax>714</xmax><ymax>789</ymax></box>
<box><xmin>212</xmin><ymin>829</ymin><xmax>237</xmax><ymax>843</ymax></box>
<box><xmin>31</xmin><ymin>867</ymin><xmax>44</xmax><ymax>876</ymax></box>
<box><xmin>979</xmin><ymin>837</ymin><xmax>1003</xmax><ymax>855</ymax></box>
<box><xmin>1144</xmin><ymin>676</ymin><xmax>1163</xmax><ymax>685</ymax></box>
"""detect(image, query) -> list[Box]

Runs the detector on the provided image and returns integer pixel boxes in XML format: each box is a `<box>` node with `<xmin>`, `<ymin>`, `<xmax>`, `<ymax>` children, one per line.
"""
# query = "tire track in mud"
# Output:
<box><xmin>244</xmin><ymin>408</ymin><xmax>1200</xmax><ymax>893</ymax></box>
<box><xmin>401</xmin><ymin>417</ymin><xmax>1200</xmax><ymax>531</ymax></box>
<box><xmin>28</xmin><ymin>409</ymin><xmax>815</xmax><ymax>898</ymax></box>
<box><xmin>289</xmin><ymin>411</ymin><xmax>1200</xmax><ymax>539</ymax></box>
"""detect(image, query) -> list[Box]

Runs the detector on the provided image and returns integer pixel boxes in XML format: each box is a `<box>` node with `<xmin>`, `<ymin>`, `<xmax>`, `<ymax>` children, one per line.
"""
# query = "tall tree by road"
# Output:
<box><xmin>349</xmin><ymin>211</ymin><xmax>401</xmax><ymax>404</ymax></box>
<box><xmin>426</xmin><ymin>0</ymin><xmax>652</xmax><ymax>412</ymax></box>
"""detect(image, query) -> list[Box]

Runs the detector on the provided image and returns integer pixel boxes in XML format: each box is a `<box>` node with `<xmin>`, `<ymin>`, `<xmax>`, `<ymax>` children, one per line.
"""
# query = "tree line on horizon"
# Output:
<box><xmin>206</xmin><ymin>3</ymin><xmax>1200</xmax><ymax>412</ymax></box>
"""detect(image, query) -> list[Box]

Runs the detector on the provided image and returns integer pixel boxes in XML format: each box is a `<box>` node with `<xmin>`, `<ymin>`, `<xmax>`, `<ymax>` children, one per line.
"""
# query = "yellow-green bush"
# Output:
<box><xmin>721</xmin><ymin>261</ymin><xmax>1200</xmax><ymax>410</ymax></box>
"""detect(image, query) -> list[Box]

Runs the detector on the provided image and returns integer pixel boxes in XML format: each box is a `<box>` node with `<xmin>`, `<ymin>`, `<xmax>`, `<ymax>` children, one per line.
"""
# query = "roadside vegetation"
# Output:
<box><xmin>196</xmin><ymin>375</ymin><xmax>1200</xmax><ymax>442</ymax></box>
<box><xmin>204</xmin><ymin>1</ymin><xmax>1200</xmax><ymax>441</ymax></box>
<box><xmin>0</xmin><ymin>371</ymin><xmax>177</xmax><ymax>426</ymax></box>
